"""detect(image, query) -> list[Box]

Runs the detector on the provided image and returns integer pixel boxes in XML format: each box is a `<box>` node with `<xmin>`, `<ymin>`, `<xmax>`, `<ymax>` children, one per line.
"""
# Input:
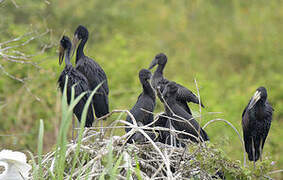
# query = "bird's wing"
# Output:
<box><xmin>73</xmin><ymin>72</ymin><xmax>95</xmax><ymax>127</ymax></box>
<box><xmin>265</xmin><ymin>101</ymin><xmax>274</xmax><ymax>119</ymax></box>
<box><xmin>86</xmin><ymin>70</ymin><xmax>109</xmax><ymax>117</ymax></box>
<box><xmin>176</xmin><ymin>84</ymin><xmax>204</xmax><ymax>107</ymax></box>
<box><xmin>76</xmin><ymin>57</ymin><xmax>109</xmax><ymax>95</ymax></box>
<box><xmin>242</xmin><ymin>104</ymin><xmax>248</xmax><ymax>119</ymax></box>
<box><xmin>171</xmin><ymin>114</ymin><xmax>206</xmax><ymax>142</ymax></box>
<box><xmin>87</xmin><ymin>57</ymin><xmax>109</xmax><ymax>94</ymax></box>
<box><xmin>140</xmin><ymin>97</ymin><xmax>155</xmax><ymax>125</ymax></box>
<box><xmin>154</xmin><ymin>113</ymin><xmax>168</xmax><ymax>127</ymax></box>
<box><xmin>241</xmin><ymin>103</ymin><xmax>251</xmax><ymax>154</ymax></box>
<box><xmin>241</xmin><ymin>104</ymin><xmax>249</xmax><ymax>131</ymax></box>
<box><xmin>260</xmin><ymin>100</ymin><xmax>273</xmax><ymax>149</ymax></box>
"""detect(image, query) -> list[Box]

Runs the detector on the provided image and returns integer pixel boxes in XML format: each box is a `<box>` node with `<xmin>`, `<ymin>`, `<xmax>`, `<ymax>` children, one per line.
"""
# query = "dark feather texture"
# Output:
<box><xmin>58</xmin><ymin>36</ymin><xmax>94</xmax><ymax>127</ymax></box>
<box><xmin>125</xmin><ymin>69</ymin><xmax>156</xmax><ymax>143</ymax></box>
<box><xmin>74</xmin><ymin>25</ymin><xmax>109</xmax><ymax>118</ymax></box>
<box><xmin>162</xmin><ymin>82</ymin><xmax>209</xmax><ymax>144</ymax></box>
<box><xmin>149</xmin><ymin>53</ymin><xmax>204</xmax><ymax>115</ymax></box>
<box><xmin>242</xmin><ymin>87</ymin><xmax>273</xmax><ymax>162</ymax></box>
<box><xmin>153</xmin><ymin>112</ymin><xmax>169</xmax><ymax>144</ymax></box>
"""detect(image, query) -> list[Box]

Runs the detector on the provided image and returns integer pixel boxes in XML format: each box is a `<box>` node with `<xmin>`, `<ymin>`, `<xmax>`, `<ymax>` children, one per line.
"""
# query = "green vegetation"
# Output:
<box><xmin>0</xmin><ymin>0</ymin><xmax>282</xmax><ymax>179</ymax></box>
<box><xmin>32</xmin><ymin>87</ymin><xmax>275</xmax><ymax>179</ymax></box>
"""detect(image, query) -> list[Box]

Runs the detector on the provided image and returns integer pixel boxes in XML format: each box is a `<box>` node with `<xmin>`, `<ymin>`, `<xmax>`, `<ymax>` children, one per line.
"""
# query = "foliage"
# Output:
<box><xmin>0</xmin><ymin>0</ymin><xmax>282</xmax><ymax>179</ymax></box>
<box><xmin>30</xmin><ymin>91</ymin><xmax>275</xmax><ymax>179</ymax></box>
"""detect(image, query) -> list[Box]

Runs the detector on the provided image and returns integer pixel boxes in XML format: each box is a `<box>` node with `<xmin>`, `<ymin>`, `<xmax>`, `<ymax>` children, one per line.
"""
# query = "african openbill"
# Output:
<box><xmin>153</xmin><ymin>112</ymin><xmax>169</xmax><ymax>144</ymax></box>
<box><xmin>125</xmin><ymin>69</ymin><xmax>156</xmax><ymax>143</ymax></box>
<box><xmin>242</xmin><ymin>87</ymin><xmax>273</xmax><ymax>167</ymax></box>
<box><xmin>72</xmin><ymin>25</ymin><xmax>109</xmax><ymax>119</ymax></box>
<box><xmin>148</xmin><ymin>53</ymin><xmax>204</xmax><ymax>115</ymax></box>
<box><xmin>162</xmin><ymin>81</ymin><xmax>209</xmax><ymax>145</ymax></box>
<box><xmin>58</xmin><ymin>36</ymin><xmax>94</xmax><ymax>127</ymax></box>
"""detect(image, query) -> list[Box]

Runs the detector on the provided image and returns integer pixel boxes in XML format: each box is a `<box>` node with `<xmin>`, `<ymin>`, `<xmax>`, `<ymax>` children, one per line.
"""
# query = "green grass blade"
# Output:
<box><xmin>69</xmin><ymin>82</ymin><xmax>103</xmax><ymax>178</ymax></box>
<box><xmin>37</xmin><ymin>119</ymin><xmax>44</xmax><ymax>179</ymax></box>
<box><xmin>27</xmin><ymin>151</ymin><xmax>37</xmax><ymax>179</ymax></box>
<box><xmin>126</xmin><ymin>166</ymin><xmax>131</xmax><ymax>180</ymax></box>
<box><xmin>134</xmin><ymin>153</ymin><xmax>142</xmax><ymax>180</ymax></box>
<box><xmin>55</xmin><ymin>77</ymin><xmax>88</xmax><ymax>179</ymax></box>
<box><xmin>111</xmin><ymin>154</ymin><xmax>123</xmax><ymax>180</ymax></box>
<box><xmin>67</xmin><ymin>91</ymin><xmax>87</xmax><ymax>114</ymax></box>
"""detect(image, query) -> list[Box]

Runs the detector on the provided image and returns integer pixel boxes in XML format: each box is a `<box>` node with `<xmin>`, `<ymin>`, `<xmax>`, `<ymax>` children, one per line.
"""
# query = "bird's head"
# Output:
<box><xmin>162</xmin><ymin>81</ymin><xmax>178</xmax><ymax>99</ymax></box>
<box><xmin>71</xmin><ymin>25</ymin><xmax>89</xmax><ymax>57</ymax></box>
<box><xmin>148</xmin><ymin>53</ymin><xmax>167</xmax><ymax>69</ymax></box>
<box><xmin>139</xmin><ymin>68</ymin><xmax>152</xmax><ymax>82</ymax></box>
<box><xmin>59</xmin><ymin>36</ymin><xmax>72</xmax><ymax>65</ymax></box>
<box><xmin>248</xmin><ymin>86</ymin><xmax>268</xmax><ymax>109</ymax></box>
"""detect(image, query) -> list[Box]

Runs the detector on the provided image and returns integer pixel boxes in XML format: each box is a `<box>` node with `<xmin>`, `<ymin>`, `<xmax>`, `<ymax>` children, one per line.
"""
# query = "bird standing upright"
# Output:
<box><xmin>242</xmin><ymin>87</ymin><xmax>273</xmax><ymax>167</ymax></box>
<box><xmin>125</xmin><ymin>69</ymin><xmax>156</xmax><ymax>143</ymax></box>
<box><xmin>58</xmin><ymin>36</ymin><xmax>94</xmax><ymax>127</ymax></box>
<box><xmin>148</xmin><ymin>53</ymin><xmax>204</xmax><ymax>115</ymax></box>
<box><xmin>72</xmin><ymin>25</ymin><xmax>109</xmax><ymax>120</ymax></box>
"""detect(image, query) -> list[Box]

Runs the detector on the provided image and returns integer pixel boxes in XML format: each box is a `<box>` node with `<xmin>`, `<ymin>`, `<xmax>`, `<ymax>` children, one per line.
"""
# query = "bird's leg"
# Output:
<box><xmin>100</xmin><ymin>118</ymin><xmax>104</xmax><ymax>139</ymax></box>
<box><xmin>259</xmin><ymin>138</ymin><xmax>263</xmax><ymax>162</ymax></box>
<box><xmin>169</xmin><ymin>120</ymin><xmax>175</xmax><ymax>147</ymax></box>
<box><xmin>252</xmin><ymin>137</ymin><xmax>256</xmax><ymax>169</ymax></box>
<box><xmin>259</xmin><ymin>139</ymin><xmax>263</xmax><ymax>174</ymax></box>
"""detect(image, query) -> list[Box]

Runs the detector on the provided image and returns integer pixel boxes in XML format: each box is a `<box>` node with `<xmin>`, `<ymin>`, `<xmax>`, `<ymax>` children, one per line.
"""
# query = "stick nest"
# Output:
<box><xmin>39</xmin><ymin>128</ymin><xmax>243</xmax><ymax>180</ymax></box>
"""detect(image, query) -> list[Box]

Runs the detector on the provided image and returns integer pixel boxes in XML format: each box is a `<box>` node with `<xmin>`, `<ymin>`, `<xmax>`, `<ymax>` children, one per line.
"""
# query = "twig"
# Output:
<box><xmin>203</xmin><ymin>118</ymin><xmax>247</xmax><ymax>167</ymax></box>
<box><xmin>267</xmin><ymin>169</ymin><xmax>283</xmax><ymax>175</ymax></box>
<box><xmin>0</xmin><ymin>29</ymin><xmax>52</xmax><ymax>101</ymax></box>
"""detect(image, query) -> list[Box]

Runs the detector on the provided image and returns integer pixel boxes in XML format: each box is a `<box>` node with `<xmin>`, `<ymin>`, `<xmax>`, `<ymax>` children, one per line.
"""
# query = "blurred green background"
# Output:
<box><xmin>0</xmin><ymin>0</ymin><xmax>282</xmax><ymax>178</ymax></box>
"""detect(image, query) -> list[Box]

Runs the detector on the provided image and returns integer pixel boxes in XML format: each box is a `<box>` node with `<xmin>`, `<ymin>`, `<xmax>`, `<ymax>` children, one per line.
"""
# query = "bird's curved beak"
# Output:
<box><xmin>71</xmin><ymin>34</ymin><xmax>80</xmax><ymax>58</ymax></box>
<box><xmin>59</xmin><ymin>45</ymin><xmax>65</xmax><ymax>65</ymax></box>
<box><xmin>248</xmin><ymin>90</ymin><xmax>261</xmax><ymax>109</ymax></box>
<box><xmin>148</xmin><ymin>58</ymin><xmax>158</xmax><ymax>70</ymax></box>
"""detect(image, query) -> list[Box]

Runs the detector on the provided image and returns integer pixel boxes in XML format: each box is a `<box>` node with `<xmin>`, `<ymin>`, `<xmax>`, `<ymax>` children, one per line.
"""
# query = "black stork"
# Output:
<box><xmin>148</xmin><ymin>53</ymin><xmax>204</xmax><ymax>115</ymax></box>
<box><xmin>58</xmin><ymin>36</ymin><xmax>94</xmax><ymax>127</ymax></box>
<box><xmin>125</xmin><ymin>69</ymin><xmax>156</xmax><ymax>143</ymax></box>
<box><xmin>72</xmin><ymin>25</ymin><xmax>109</xmax><ymax>120</ymax></box>
<box><xmin>242</xmin><ymin>86</ymin><xmax>273</xmax><ymax>167</ymax></box>
<box><xmin>162</xmin><ymin>81</ymin><xmax>209</xmax><ymax>145</ymax></box>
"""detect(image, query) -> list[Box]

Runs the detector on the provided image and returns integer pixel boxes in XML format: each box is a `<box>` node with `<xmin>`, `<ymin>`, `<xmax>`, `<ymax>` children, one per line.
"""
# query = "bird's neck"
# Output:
<box><xmin>76</xmin><ymin>38</ymin><xmax>87</xmax><ymax>62</ymax></box>
<box><xmin>65</xmin><ymin>49</ymin><xmax>72</xmax><ymax>66</ymax></box>
<box><xmin>142</xmin><ymin>80</ymin><xmax>155</xmax><ymax>99</ymax></box>
<box><xmin>255</xmin><ymin>102</ymin><xmax>265</xmax><ymax>119</ymax></box>
<box><xmin>155</xmin><ymin>64</ymin><xmax>165</xmax><ymax>76</ymax></box>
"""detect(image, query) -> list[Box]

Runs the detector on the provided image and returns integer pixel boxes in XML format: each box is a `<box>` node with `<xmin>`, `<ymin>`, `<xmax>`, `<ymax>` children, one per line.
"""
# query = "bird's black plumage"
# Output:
<box><xmin>162</xmin><ymin>82</ymin><xmax>209</xmax><ymax>144</ymax></box>
<box><xmin>149</xmin><ymin>53</ymin><xmax>204</xmax><ymax>115</ymax></box>
<box><xmin>242</xmin><ymin>87</ymin><xmax>273</xmax><ymax>163</ymax></box>
<box><xmin>153</xmin><ymin>112</ymin><xmax>169</xmax><ymax>144</ymax></box>
<box><xmin>58</xmin><ymin>36</ymin><xmax>94</xmax><ymax>127</ymax></box>
<box><xmin>125</xmin><ymin>69</ymin><xmax>156</xmax><ymax>143</ymax></box>
<box><xmin>72</xmin><ymin>25</ymin><xmax>109</xmax><ymax>118</ymax></box>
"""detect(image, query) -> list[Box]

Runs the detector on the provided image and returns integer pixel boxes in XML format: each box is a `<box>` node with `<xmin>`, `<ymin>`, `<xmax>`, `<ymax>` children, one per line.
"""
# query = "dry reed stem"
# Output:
<box><xmin>203</xmin><ymin>118</ymin><xmax>247</xmax><ymax>167</ymax></box>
